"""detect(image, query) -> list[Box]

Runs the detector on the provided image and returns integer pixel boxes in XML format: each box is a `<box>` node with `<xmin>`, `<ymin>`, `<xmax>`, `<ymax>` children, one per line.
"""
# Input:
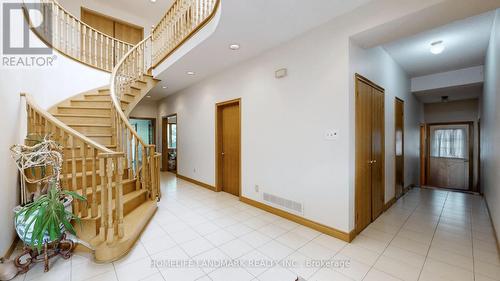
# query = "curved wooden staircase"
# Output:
<box><xmin>21</xmin><ymin>0</ymin><xmax>219</xmax><ymax>263</ymax></box>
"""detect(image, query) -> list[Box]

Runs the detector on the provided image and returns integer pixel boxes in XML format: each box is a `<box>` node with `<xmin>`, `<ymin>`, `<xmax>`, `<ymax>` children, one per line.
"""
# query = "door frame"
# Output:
<box><xmin>354</xmin><ymin>74</ymin><xmax>385</xmax><ymax>235</ymax></box>
<box><xmin>129</xmin><ymin>116</ymin><xmax>156</xmax><ymax>145</ymax></box>
<box><xmin>161</xmin><ymin>114</ymin><xmax>177</xmax><ymax>173</ymax></box>
<box><xmin>420</xmin><ymin>124</ymin><xmax>427</xmax><ymax>186</ymax></box>
<box><xmin>215</xmin><ymin>98</ymin><xmax>241</xmax><ymax>196</ymax></box>
<box><xmin>425</xmin><ymin>121</ymin><xmax>474</xmax><ymax>191</ymax></box>
<box><xmin>394</xmin><ymin>97</ymin><xmax>405</xmax><ymax>198</ymax></box>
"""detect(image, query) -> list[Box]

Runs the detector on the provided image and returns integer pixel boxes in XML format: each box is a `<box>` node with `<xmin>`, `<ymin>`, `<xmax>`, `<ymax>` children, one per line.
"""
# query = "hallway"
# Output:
<box><xmin>12</xmin><ymin>173</ymin><xmax>500</xmax><ymax>281</ymax></box>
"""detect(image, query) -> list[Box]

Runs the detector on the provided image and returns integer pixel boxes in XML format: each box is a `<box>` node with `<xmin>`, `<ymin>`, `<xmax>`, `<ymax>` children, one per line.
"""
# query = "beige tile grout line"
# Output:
<box><xmin>359</xmin><ymin>190</ymin><xmax>423</xmax><ymax>281</ymax></box>
<box><xmin>415</xmin><ymin>191</ymin><xmax>449</xmax><ymax>281</ymax></box>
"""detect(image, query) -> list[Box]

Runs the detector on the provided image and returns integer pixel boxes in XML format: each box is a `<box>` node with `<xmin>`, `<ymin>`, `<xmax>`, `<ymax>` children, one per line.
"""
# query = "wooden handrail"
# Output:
<box><xmin>151</xmin><ymin>0</ymin><xmax>220</xmax><ymax>67</ymax></box>
<box><xmin>21</xmin><ymin>92</ymin><xmax>125</xmax><ymax>240</ymax></box>
<box><xmin>21</xmin><ymin>93</ymin><xmax>111</xmax><ymax>153</ymax></box>
<box><xmin>22</xmin><ymin>0</ymin><xmax>134</xmax><ymax>72</ymax></box>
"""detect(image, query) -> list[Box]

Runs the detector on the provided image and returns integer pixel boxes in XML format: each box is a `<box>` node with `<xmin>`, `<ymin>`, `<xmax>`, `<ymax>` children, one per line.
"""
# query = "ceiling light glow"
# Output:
<box><xmin>186</xmin><ymin>71</ymin><xmax>195</xmax><ymax>75</ymax></box>
<box><xmin>430</xmin><ymin>40</ymin><xmax>445</xmax><ymax>55</ymax></box>
<box><xmin>229</xmin><ymin>44</ymin><xmax>240</xmax><ymax>50</ymax></box>
<box><xmin>150</xmin><ymin>0</ymin><xmax>157</xmax><ymax>3</ymax></box>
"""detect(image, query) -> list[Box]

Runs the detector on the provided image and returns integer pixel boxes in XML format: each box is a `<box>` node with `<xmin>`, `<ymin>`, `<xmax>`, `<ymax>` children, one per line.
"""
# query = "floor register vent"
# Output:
<box><xmin>263</xmin><ymin>192</ymin><xmax>303</xmax><ymax>214</ymax></box>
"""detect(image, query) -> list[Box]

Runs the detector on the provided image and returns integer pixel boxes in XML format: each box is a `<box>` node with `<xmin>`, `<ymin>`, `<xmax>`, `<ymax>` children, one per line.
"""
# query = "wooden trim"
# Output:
<box><xmin>240</xmin><ymin>196</ymin><xmax>354</xmax><ymax>242</ymax></box>
<box><xmin>177</xmin><ymin>174</ymin><xmax>216</xmax><ymax>192</ymax></box>
<box><xmin>161</xmin><ymin>114</ymin><xmax>177</xmax><ymax>173</ymax></box>
<box><xmin>420</xmin><ymin>124</ymin><xmax>427</xmax><ymax>186</ymax></box>
<box><xmin>425</xmin><ymin>121</ymin><xmax>474</xmax><ymax>191</ymax></box>
<box><xmin>152</xmin><ymin>0</ymin><xmax>221</xmax><ymax>68</ymax></box>
<box><xmin>215</xmin><ymin>98</ymin><xmax>242</xmax><ymax>196</ymax></box>
<box><xmin>394</xmin><ymin>97</ymin><xmax>405</xmax><ymax>198</ymax></box>
<box><xmin>2</xmin><ymin>237</ymin><xmax>19</xmax><ymax>259</ymax></box>
<box><xmin>482</xmin><ymin>197</ymin><xmax>500</xmax><ymax>254</ymax></box>
<box><xmin>354</xmin><ymin>73</ymin><xmax>385</xmax><ymax>92</ymax></box>
<box><xmin>129</xmin><ymin>117</ymin><xmax>156</xmax><ymax>145</ymax></box>
<box><xmin>384</xmin><ymin>197</ymin><xmax>397</xmax><ymax>211</ymax></box>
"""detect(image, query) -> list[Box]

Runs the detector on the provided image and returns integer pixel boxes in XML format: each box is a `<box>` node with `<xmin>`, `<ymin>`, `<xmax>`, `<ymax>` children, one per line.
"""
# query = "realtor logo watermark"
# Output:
<box><xmin>1</xmin><ymin>2</ymin><xmax>57</xmax><ymax>68</ymax></box>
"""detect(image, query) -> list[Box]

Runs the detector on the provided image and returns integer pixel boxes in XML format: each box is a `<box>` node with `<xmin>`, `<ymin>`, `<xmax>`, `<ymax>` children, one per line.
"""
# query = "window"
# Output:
<box><xmin>168</xmin><ymin>123</ymin><xmax>177</xmax><ymax>149</ymax></box>
<box><xmin>431</xmin><ymin>128</ymin><xmax>466</xmax><ymax>159</ymax></box>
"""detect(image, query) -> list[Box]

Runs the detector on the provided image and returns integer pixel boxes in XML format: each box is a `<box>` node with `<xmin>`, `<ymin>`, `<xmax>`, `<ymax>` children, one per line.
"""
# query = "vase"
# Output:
<box><xmin>13</xmin><ymin>195</ymin><xmax>73</xmax><ymax>246</ymax></box>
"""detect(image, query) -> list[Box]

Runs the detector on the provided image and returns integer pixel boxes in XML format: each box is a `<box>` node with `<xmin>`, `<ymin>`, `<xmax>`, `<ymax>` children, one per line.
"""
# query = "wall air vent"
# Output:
<box><xmin>263</xmin><ymin>192</ymin><xmax>303</xmax><ymax>215</ymax></box>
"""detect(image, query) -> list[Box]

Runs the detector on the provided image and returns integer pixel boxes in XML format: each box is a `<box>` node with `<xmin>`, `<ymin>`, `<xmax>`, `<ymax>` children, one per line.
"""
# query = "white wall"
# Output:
<box><xmin>411</xmin><ymin>66</ymin><xmax>484</xmax><ymax>92</ymax></box>
<box><xmin>0</xmin><ymin>10</ymin><xmax>109</xmax><ymax>255</ymax></box>
<box><xmin>349</xmin><ymin>43</ymin><xmax>423</xmax><ymax>206</ymax></box>
<box><xmin>157</xmin><ymin>0</ymin><xmax>444</xmax><ymax>233</ymax></box>
<box><xmin>481</xmin><ymin>9</ymin><xmax>500</xmax><ymax>241</ymax></box>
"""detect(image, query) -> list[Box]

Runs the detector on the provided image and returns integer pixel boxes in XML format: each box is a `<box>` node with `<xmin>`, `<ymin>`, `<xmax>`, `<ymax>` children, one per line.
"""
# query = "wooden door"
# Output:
<box><xmin>355</xmin><ymin>79</ymin><xmax>373</xmax><ymax>233</ymax></box>
<box><xmin>371</xmin><ymin>89</ymin><xmax>385</xmax><ymax>220</ymax></box>
<box><xmin>114</xmin><ymin>22</ymin><xmax>143</xmax><ymax>45</ymax></box>
<box><xmin>428</xmin><ymin>124</ymin><xmax>471</xmax><ymax>190</ymax></box>
<box><xmin>217</xmin><ymin>101</ymin><xmax>241</xmax><ymax>196</ymax></box>
<box><xmin>81</xmin><ymin>9</ymin><xmax>114</xmax><ymax>37</ymax></box>
<box><xmin>395</xmin><ymin>98</ymin><xmax>404</xmax><ymax>198</ymax></box>
<box><xmin>81</xmin><ymin>9</ymin><xmax>114</xmax><ymax>67</ymax></box>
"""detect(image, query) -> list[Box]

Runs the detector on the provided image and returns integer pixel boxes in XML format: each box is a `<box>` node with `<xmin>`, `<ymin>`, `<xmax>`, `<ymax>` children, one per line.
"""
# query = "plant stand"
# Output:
<box><xmin>14</xmin><ymin>233</ymin><xmax>75</xmax><ymax>273</ymax></box>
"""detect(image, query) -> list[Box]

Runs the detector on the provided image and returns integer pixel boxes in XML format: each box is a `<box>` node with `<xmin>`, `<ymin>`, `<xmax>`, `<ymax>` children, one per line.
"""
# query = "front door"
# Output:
<box><xmin>428</xmin><ymin>124</ymin><xmax>471</xmax><ymax>190</ymax></box>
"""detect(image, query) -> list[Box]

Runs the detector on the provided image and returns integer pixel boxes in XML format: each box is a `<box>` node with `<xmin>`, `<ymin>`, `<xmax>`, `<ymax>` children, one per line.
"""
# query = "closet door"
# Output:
<box><xmin>355</xmin><ymin>79</ymin><xmax>373</xmax><ymax>233</ymax></box>
<box><xmin>371</xmin><ymin>88</ymin><xmax>385</xmax><ymax>220</ymax></box>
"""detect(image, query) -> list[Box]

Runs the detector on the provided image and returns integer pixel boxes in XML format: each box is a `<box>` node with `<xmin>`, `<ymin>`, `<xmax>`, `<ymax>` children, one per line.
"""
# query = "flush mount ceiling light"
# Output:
<box><xmin>162</xmin><ymin>86</ymin><xmax>167</xmax><ymax>89</ymax></box>
<box><xmin>430</xmin><ymin>40</ymin><xmax>445</xmax><ymax>55</ymax></box>
<box><xmin>186</xmin><ymin>71</ymin><xmax>195</xmax><ymax>75</ymax></box>
<box><xmin>146</xmin><ymin>95</ymin><xmax>152</xmax><ymax>98</ymax></box>
<box><xmin>229</xmin><ymin>44</ymin><xmax>240</xmax><ymax>50</ymax></box>
<box><xmin>150</xmin><ymin>0</ymin><xmax>157</xmax><ymax>3</ymax></box>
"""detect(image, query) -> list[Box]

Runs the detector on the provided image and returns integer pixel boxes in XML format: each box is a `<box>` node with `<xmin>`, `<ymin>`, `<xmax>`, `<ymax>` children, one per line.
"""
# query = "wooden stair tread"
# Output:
<box><xmin>78</xmin><ymin>178</ymin><xmax>136</xmax><ymax>195</ymax></box>
<box><xmin>58</xmin><ymin>106</ymin><xmax>110</xmax><ymax>110</ymax></box>
<box><xmin>91</xmin><ymin>200</ymin><xmax>157</xmax><ymax>262</ymax></box>
<box><xmin>82</xmin><ymin>189</ymin><xmax>146</xmax><ymax>218</ymax></box>
<box><xmin>67</xmin><ymin>123</ymin><xmax>112</xmax><ymax>127</ymax></box>
<box><xmin>72</xmin><ymin>99</ymin><xmax>130</xmax><ymax>104</ymax></box>
<box><xmin>53</xmin><ymin>113</ymin><xmax>109</xmax><ymax>118</ymax></box>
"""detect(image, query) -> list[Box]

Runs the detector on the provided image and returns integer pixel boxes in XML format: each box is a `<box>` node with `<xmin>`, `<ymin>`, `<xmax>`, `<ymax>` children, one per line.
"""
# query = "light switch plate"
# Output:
<box><xmin>325</xmin><ymin>129</ymin><xmax>339</xmax><ymax>140</ymax></box>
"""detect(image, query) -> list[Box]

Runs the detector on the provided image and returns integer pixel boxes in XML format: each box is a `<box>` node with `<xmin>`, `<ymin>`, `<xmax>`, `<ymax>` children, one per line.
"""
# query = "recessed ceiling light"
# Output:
<box><xmin>150</xmin><ymin>0</ymin><xmax>156</xmax><ymax>3</ymax></box>
<box><xmin>229</xmin><ymin>44</ymin><xmax>240</xmax><ymax>50</ymax></box>
<box><xmin>186</xmin><ymin>71</ymin><xmax>195</xmax><ymax>75</ymax></box>
<box><xmin>146</xmin><ymin>95</ymin><xmax>152</xmax><ymax>98</ymax></box>
<box><xmin>430</xmin><ymin>40</ymin><xmax>445</xmax><ymax>55</ymax></box>
<box><xmin>162</xmin><ymin>86</ymin><xmax>167</xmax><ymax>89</ymax></box>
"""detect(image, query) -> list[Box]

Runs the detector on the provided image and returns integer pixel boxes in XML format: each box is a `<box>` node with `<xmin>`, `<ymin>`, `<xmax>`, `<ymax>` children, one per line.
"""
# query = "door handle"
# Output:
<box><xmin>221</xmin><ymin>152</ymin><xmax>225</xmax><ymax>157</ymax></box>
<box><xmin>372</xmin><ymin>160</ymin><xmax>377</xmax><ymax>163</ymax></box>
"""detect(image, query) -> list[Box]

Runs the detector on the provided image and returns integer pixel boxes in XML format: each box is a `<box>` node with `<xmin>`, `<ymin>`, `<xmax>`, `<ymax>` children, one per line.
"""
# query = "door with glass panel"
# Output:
<box><xmin>427</xmin><ymin>123</ymin><xmax>472</xmax><ymax>190</ymax></box>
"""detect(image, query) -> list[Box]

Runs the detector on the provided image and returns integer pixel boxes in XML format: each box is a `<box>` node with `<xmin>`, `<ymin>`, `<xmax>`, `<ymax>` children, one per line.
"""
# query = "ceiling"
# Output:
<box><xmin>414</xmin><ymin>83</ymin><xmax>483</xmax><ymax>103</ymax></box>
<box><xmin>147</xmin><ymin>0</ymin><xmax>372</xmax><ymax>100</ymax></box>
<box><xmin>383</xmin><ymin>11</ymin><xmax>495</xmax><ymax>78</ymax></box>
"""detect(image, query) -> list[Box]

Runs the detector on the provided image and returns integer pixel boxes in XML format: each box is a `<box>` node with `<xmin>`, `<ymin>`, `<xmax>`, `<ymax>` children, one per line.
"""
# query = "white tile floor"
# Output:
<box><xmin>10</xmin><ymin>172</ymin><xmax>500</xmax><ymax>281</ymax></box>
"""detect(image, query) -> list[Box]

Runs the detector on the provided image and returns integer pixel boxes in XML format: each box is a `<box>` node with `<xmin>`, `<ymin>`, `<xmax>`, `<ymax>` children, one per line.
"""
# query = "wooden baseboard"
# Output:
<box><xmin>176</xmin><ymin>174</ymin><xmax>216</xmax><ymax>192</ymax></box>
<box><xmin>239</xmin><ymin>196</ymin><xmax>354</xmax><ymax>242</ymax></box>
<box><xmin>384</xmin><ymin>197</ymin><xmax>397</xmax><ymax>211</ymax></box>
<box><xmin>2</xmin><ymin>237</ymin><xmax>19</xmax><ymax>259</ymax></box>
<box><xmin>483</xmin><ymin>197</ymin><xmax>500</xmax><ymax>254</ymax></box>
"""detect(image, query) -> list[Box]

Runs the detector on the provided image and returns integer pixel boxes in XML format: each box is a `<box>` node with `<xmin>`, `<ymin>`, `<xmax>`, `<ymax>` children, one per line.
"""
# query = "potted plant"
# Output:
<box><xmin>14</xmin><ymin>182</ymin><xmax>86</xmax><ymax>252</ymax></box>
